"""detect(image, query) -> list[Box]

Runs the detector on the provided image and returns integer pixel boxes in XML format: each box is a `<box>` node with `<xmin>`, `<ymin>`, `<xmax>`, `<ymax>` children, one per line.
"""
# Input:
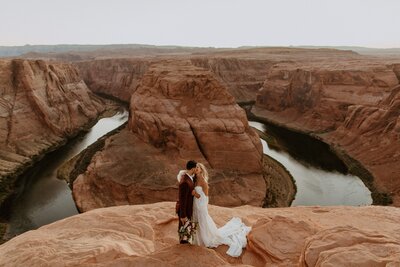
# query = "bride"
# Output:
<box><xmin>191</xmin><ymin>163</ymin><xmax>251</xmax><ymax>257</ymax></box>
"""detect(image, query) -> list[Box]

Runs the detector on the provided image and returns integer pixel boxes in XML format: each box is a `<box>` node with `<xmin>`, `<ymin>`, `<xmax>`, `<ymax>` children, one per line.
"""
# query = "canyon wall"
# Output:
<box><xmin>75</xmin><ymin>59</ymin><xmax>150</xmax><ymax>102</ymax></box>
<box><xmin>72</xmin><ymin>61</ymin><xmax>266</xmax><ymax>212</ymax></box>
<box><xmin>76</xmin><ymin>56</ymin><xmax>271</xmax><ymax>103</ymax></box>
<box><xmin>67</xmin><ymin>48</ymin><xmax>400</xmax><ymax>207</ymax></box>
<box><xmin>255</xmin><ymin>61</ymin><xmax>400</xmax><ymax>204</ymax></box>
<box><xmin>71</xmin><ymin>48</ymin><xmax>400</xmax><ymax>207</ymax></box>
<box><xmin>256</xmin><ymin>62</ymin><xmax>397</xmax><ymax>131</ymax></box>
<box><xmin>190</xmin><ymin>57</ymin><xmax>272</xmax><ymax>102</ymax></box>
<box><xmin>0</xmin><ymin>59</ymin><xmax>105</xmax><ymax>206</ymax></box>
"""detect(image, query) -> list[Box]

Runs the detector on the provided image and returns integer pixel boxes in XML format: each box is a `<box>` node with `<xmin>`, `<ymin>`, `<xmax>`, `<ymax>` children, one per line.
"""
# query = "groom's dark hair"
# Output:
<box><xmin>186</xmin><ymin>160</ymin><xmax>197</xmax><ymax>170</ymax></box>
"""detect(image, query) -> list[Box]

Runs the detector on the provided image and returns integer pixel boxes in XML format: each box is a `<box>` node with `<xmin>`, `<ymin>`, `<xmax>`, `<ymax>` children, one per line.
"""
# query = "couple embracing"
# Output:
<box><xmin>176</xmin><ymin>160</ymin><xmax>251</xmax><ymax>257</ymax></box>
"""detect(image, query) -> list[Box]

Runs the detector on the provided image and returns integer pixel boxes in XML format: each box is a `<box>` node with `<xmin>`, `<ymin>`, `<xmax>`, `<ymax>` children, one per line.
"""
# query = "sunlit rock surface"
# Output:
<box><xmin>0</xmin><ymin>202</ymin><xmax>399</xmax><ymax>266</ymax></box>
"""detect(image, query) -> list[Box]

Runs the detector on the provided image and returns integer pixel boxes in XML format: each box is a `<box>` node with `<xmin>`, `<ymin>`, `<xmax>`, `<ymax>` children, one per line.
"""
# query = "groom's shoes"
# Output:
<box><xmin>180</xmin><ymin>240</ymin><xmax>189</xmax><ymax>244</ymax></box>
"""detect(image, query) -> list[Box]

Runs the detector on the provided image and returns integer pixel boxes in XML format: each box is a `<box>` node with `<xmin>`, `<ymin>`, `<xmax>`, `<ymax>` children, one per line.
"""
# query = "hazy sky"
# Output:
<box><xmin>1</xmin><ymin>0</ymin><xmax>400</xmax><ymax>48</ymax></box>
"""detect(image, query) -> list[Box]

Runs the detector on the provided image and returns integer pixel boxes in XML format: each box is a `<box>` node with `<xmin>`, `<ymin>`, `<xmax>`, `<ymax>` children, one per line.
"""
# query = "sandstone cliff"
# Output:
<box><xmin>129</xmin><ymin>61</ymin><xmax>262</xmax><ymax>171</ymax></box>
<box><xmin>66</xmin><ymin>48</ymin><xmax>400</xmax><ymax>208</ymax></box>
<box><xmin>71</xmin><ymin>61</ymin><xmax>266</xmax><ymax>212</ymax></box>
<box><xmin>191</xmin><ymin>57</ymin><xmax>272</xmax><ymax>102</ymax></box>
<box><xmin>0</xmin><ymin>59</ymin><xmax>105</xmax><ymax>206</ymax></box>
<box><xmin>75</xmin><ymin>59</ymin><xmax>151</xmax><ymax>102</ymax></box>
<box><xmin>66</xmin><ymin>48</ymin><xmax>400</xmax><ymax>207</ymax></box>
<box><xmin>254</xmin><ymin>60</ymin><xmax>400</xmax><ymax>204</ymax></box>
<box><xmin>0</xmin><ymin>202</ymin><xmax>399</xmax><ymax>266</ymax></box>
<box><xmin>256</xmin><ymin>62</ymin><xmax>398</xmax><ymax>132</ymax></box>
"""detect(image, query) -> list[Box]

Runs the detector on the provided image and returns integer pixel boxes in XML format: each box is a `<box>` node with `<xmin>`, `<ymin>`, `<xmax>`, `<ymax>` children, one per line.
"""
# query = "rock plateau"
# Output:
<box><xmin>0</xmin><ymin>202</ymin><xmax>399</xmax><ymax>266</ymax></box>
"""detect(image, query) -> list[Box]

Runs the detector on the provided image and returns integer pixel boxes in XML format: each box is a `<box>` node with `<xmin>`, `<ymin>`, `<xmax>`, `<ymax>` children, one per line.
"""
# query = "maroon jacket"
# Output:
<box><xmin>177</xmin><ymin>173</ymin><xmax>195</xmax><ymax>222</ymax></box>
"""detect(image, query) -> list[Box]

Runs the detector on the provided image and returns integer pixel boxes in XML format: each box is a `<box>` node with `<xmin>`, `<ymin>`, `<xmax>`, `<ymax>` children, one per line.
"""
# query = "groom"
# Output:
<box><xmin>177</xmin><ymin>160</ymin><xmax>197</xmax><ymax>244</ymax></box>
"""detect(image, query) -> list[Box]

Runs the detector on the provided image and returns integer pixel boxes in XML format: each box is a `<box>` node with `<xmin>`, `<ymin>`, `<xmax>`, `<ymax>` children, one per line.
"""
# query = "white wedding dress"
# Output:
<box><xmin>192</xmin><ymin>186</ymin><xmax>251</xmax><ymax>257</ymax></box>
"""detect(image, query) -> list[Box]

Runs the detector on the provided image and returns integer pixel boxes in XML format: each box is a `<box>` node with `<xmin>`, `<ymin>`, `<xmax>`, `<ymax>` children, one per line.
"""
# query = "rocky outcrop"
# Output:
<box><xmin>129</xmin><ymin>61</ymin><xmax>262</xmax><ymax>171</ymax></box>
<box><xmin>75</xmin><ymin>56</ymin><xmax>271</xmax><ymax>104</ymax></box>
<box><xmin>191</xmin><ymin>57</ymin><xmax>272</xmax><ymax>102</ymax></box>
<box><xmin>256</xmin><ymin>63</ymin><xmax>398</xmax><ymax>132</ymax></box>
<box><xmin>0</xmin><ymin>202</ymin><xmax>399</xmax><ymax>266</ymax></box>
<box><xmin>255</xmin><ymin>61</ymin><xmax>400</xmax><ymax>205</ymax></box>
<box><xmin>75</xmin><ymin>59</ymin><xmax>150</xmax><ymax>102</ymax></box>
<box><xmin>71</xmin><ymin>61</ymin><xmax>266</xmax><ymax>212</ymax></box>
<box><xmin>329</xmin><ymin>85</ymin><xmax>400</xmax><ymax>204</ymax></box>
<box><xmin>0</xmin><ymin>59</ymin><xmax>104</xmax><ymax>206</ymax></box>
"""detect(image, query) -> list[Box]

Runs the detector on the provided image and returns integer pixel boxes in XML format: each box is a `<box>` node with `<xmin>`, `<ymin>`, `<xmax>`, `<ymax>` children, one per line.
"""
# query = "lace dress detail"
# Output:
<box><xmin>192</xmin><ymin>186</ymin><xmax>251</xmax><ymax>257</ymax></box>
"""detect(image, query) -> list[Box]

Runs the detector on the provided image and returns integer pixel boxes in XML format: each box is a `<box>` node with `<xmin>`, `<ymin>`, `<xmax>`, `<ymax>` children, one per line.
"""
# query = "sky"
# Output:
<box><xmin>1</xmin><ymin>0</ymin><xmax>400</xmax><ymax>48</ymax></box>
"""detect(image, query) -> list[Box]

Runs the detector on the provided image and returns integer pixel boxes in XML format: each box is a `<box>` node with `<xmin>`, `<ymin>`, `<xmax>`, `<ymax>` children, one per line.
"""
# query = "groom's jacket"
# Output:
<box><xmin>177</xmin><ymin>173</ymin><xmax>195</xmax><ymax>220</ymax></box>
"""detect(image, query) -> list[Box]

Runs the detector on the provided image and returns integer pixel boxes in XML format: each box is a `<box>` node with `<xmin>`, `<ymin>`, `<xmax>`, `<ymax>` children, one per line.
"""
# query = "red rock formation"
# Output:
<box><xmin>75</xmin><ymin>59</ymin><xmax>150</xmax><ymax>102</ymax></box>
<box><xmin>34</xmin><ymin>46</ymin><xmax>398</xmax><ymax>207</ymax></box>
<box><xmin>72</xmin><ymin>61</ymin><xmax>265</xmax><ymax>212</ymax></box>
<box><xmin>129</xmin><ymin>61</ymin><xmax>262</xmax><ymax>172</ymax></box>
<box><xmin>0</xmin><ymin>202</ymin><xmax>399</xmax><ymax>266</ymax></box>
<box><xmin>329</xmin><ymin>85</ymin><xmax>400</xmax><ymax>204</ymax></box>
<box><xmin>256</xmin><ymin>62</ymin><xmax>398</xmax><ymax>132</ymax></box>
<box><xmin>190</xmin><ymin>57</ymin><xmax>272</xmax><ymax>102</ymax></box>
<box><xmin>190</xmin><ymin>48</ymin><xmax>363</xmax><ymax>103</ymax></box>
<box><xmin>255</xmin><ymin>61</ymin><xmax>400</xmax><ymax>204</ymax></box>
<box><xmin>0</xmin><ymin>59</ymin><xmax>104</xmax><ymax>204</ymax></box>
<box><xmin>72</xmin><ymin>128</ymin><xmax>265</xmax><ymax>212</ymax></box>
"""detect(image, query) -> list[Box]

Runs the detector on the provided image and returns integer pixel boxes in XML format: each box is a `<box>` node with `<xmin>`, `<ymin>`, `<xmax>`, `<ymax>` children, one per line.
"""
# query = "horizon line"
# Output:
<box><xmin>1</xmin><ymin>43</ymin><xmax>400</xmax><ymax>50</ymax></box>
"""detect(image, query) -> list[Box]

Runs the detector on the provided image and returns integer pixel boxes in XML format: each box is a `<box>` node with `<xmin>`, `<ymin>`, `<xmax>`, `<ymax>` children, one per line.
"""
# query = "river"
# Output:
<box><xmin>249</xmin><ymin>121</ymin><xmax>372</xmax><ymax>207</ymax></box>
<box><xmin>5</xmin><ymin>110</ymin><xmax>128</xmax><ymax>238</ymax></box>
<box><xmin>4</xmin><ymin>113</ymin><xmax>371</xmax><ymax>238</ymax></box>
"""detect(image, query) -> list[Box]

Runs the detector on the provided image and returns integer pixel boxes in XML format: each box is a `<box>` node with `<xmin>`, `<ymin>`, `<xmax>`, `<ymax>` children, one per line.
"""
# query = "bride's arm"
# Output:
<box><xmin>192</xmin><ymin>189</ymin><xmax>200</xmax><ymax>198</ymax></box>
<box><xmin>203</xmin><ymin>183</ymin><xmax>209</xmax><ymax>196</ymax></box>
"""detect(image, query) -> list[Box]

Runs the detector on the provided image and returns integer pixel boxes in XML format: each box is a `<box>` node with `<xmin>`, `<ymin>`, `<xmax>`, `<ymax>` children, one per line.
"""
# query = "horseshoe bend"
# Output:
<box><xmin>0</xmin><ymin>45</ymin><xmax>399</xmax><ymax>266</ymax></box>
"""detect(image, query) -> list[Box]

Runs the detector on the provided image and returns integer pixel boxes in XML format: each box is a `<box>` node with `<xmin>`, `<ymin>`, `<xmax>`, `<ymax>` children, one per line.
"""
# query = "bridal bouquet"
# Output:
<box><xmin>178</xmin><ymin>220</ymin><xmax>198</xmax><ymax>244</ymax></box>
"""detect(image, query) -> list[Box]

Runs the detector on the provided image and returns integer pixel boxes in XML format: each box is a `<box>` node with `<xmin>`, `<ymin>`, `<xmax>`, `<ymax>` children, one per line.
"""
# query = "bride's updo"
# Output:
<box><xmin>197</xmin><ymin>163</ymin><xmax>209</xmax><ymax>182</ymax></box>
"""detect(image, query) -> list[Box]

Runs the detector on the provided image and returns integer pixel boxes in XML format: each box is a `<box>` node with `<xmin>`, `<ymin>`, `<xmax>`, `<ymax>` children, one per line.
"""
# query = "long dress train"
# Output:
<box><xmin>192</xmin><ymin>186</ymin><xmax>251</xmax><ymax>257</ymax></box>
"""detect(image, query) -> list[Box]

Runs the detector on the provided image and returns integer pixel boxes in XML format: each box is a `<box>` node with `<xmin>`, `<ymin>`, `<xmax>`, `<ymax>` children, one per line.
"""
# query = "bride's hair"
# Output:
<box><xmin>197</xmin><ymin>163</ymin><xmax>209</xmax><ymax>182</ymax></box>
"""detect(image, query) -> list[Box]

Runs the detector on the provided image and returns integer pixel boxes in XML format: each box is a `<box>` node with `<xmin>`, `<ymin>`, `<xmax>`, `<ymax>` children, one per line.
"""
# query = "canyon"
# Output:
<box><xmin>72</xmin><ymin>47</ymin><xmax>400</xmax><ymax>206</ymax></box>
<box><xmin>254</xmin><ymin>59</ymin><xmax>400</xmax><ymax>205</ymax></box>
<box><xmin>0</xmin><ymin>59</ymin><xmax>105</xmax><ymax>209</ymax></box>
<box><xmin>0</xmin><ymin>46</ymin><xmax>399</xmax><ymax>266</ymax></box>
<box><xmin>72</xmin><ymin>60</ymin><xmax>267</xmax><ymax>212</ymax></box>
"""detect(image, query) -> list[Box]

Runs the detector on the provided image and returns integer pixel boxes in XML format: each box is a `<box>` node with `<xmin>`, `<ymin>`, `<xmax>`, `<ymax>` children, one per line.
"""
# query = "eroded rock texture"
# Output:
<box><xmin>191</xmin><ymin>57</ymin><xmax>272</xmax><ymax>102</ymax></box>
<box><xmin>255</xmin><ymin>61</ymin><xmax>400</xmax><ymax>205</ymax></box>
<box><xmin>0</xmin><ymin>59</ymin><xmax>104</xmax><ymax>204</ymax></box>
<box><xmin>75</xmin><ymin>59</ymin><xmax>150</xmax><ymax>102</ymax></box>
<box><xmin>72</xmin><ymin>61</ymin><xmax>265</xmax><ymax>212</ymax></box>
<box><xmin>0</xmin><ymin>202</ymin><xmax>399</xmax><ymax>266</ymax></box>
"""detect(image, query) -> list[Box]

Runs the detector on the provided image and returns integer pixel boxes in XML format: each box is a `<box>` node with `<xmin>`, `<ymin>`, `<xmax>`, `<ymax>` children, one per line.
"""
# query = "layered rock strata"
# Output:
<box><xmin>0</xmin><ymin>59</ymin><xmax>104</xmax><ymax>206</ymax></box>
<box><xmin>0</xmin><ymin>202</ymin><xmax>399</xmax><ymax>266</ymax></box>
<box><xmin>64</xmin><ymin>48</ymin><xmax>400</xmax><ymax>207</ymax></box>
<box><xmin>129</xmin><ymin>61</ymin><xmax>262</xmax><ymax>171</ymax></box>
<box><xmin>75</xmin><ymin>59</ymin><xmax>150</xmax><ymax>102</ymax></box>
<box><xmin>190</xmin><ymin>57</ymin><xmax>272</xmax><ymax>102</ymax></box>
<box><xmin>255</xmin><ymin>62</ymin><xmax>400</xmax><ymax>204</ymax></box>
<box><xmin>72</xmin><ymin>61</ymin><xmax>266</xmax><ymax>212</ymax></box>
